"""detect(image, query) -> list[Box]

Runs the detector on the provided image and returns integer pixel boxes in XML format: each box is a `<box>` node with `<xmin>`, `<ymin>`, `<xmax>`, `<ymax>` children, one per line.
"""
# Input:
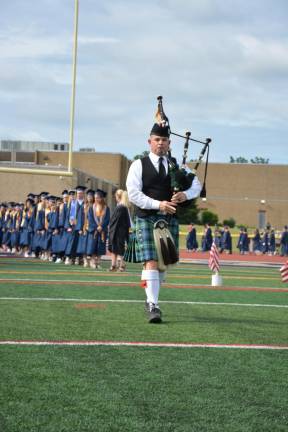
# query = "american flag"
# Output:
<box><xmin>280</xmin><ymin>261</ymin><xmax>288</xmax><ymax>283</ymax></box>
<box><xmin>209</xmin><ymin>241</ymin><xmax>220</xmax><ymax>273</ymax></box>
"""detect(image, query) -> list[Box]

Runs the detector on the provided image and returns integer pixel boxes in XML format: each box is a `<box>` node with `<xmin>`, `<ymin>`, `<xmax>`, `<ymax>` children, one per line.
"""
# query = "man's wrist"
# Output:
<box><xmin>151</xmin><ymin>200</ymin><xmax>161</xmax><ymax>210</ymax></box>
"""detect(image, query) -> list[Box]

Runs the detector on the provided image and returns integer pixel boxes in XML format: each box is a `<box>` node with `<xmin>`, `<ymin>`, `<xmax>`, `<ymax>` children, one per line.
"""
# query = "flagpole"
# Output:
<box><xmin>68</xmin><ymin>0</ymin><xmax>79</xmax><ymax>173</ymax></box>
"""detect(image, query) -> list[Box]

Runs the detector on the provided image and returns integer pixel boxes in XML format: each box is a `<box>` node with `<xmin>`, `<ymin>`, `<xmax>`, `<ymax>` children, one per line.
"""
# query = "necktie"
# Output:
<box><xmin>158</xmin><ymin>157</ymin><xmax>166</xmax><ymax>179</ymax></box>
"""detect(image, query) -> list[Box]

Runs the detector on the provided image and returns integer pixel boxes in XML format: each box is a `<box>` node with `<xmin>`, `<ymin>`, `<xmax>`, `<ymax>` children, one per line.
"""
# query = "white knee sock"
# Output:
<box><xmin>141</xmin><ymin>269</ymin><xmax>160</xmax><ymax>305</ymax></box>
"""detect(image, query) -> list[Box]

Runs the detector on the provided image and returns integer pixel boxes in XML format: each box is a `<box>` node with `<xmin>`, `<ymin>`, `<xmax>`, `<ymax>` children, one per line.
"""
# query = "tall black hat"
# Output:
<box><xmin>150</xmin><ymin>123</ymin><xmax>170</xmax><ymax>138</ymax></box>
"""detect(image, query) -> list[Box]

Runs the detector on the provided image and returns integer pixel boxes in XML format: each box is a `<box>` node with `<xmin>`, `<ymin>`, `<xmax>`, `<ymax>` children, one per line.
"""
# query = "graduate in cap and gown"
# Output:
<box><xmin>64</xmin><ymin>187</ymin><xmax>86</xmax><ymax>264</ymax></box>
<box><xmin>280</xmin><ymin>226</ymin><xmax>288</xmax><ymax>256</ymax></box>
<box><xmin>0</xmin><ymin>203</ymin><xmax>7</xmax><ymax>250</ymax></box>
<box><xmin>186</xmin><ymin>223</ymin><xmax>198</xmax><ymax>252</ymax></box>
<box><xmin>20</xmin><ymin>198</ymin><xmax>35</xmax><ymax>257</ymax></box>
<box><xmin>54</xmin><ymin>190</ymin><xmax>69</xmax><ymax>263</ymax></box>
<box><xmin>252</xmin><ymin>228</ymin><xmax>261</xmax><ymax>254</ymax></box>
<box><xmin>77</xmin><ymin>189</ymin><xmax>97</xmax><ymax>268</ymax></box>
<box><xmin>93</xmin><ymin>189</ymin><xmax>110</xmax><ymax>269</ymax></box>
<box><xmin>33</xmin><ymin>192</ymin><xmax>48</xmax><ymax>256</ymax></box>
<box><xmin>44</xmin><ymin>196</ymin><xmax>59</xmax><ymax>261</ymax></box>
<box><xmin>10</xmin><ymin>203</ymin><xmax>22</xmax><ymax>253</ymax></box>
<box><xmin>2</xmin><ymin>202</ymin><xmax>14</xmax><ymax>252</ymax></box>
<box><xmin>202</xmin><ymin>224</ymin><xmax>213</xmax><ymax>252</ymax></box>
<box><xmin>220</xmin><ymin>226</ymin><xmax>232</xmax><ymax>254</ymax></box>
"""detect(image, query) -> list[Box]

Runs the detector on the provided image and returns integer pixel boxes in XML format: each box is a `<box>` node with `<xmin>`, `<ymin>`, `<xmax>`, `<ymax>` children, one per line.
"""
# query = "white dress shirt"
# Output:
<box><xmin>126</xmin><ymin>152</ymin><xmax>202</xmax><ymax>210</ymax></box>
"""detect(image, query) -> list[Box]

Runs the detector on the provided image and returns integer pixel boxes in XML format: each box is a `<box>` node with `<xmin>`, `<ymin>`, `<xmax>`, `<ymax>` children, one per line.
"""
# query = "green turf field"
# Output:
<box><xmin>0</xmin><ymin>257</ymin><xmax>287</xmax><ymax>431</ymax></box>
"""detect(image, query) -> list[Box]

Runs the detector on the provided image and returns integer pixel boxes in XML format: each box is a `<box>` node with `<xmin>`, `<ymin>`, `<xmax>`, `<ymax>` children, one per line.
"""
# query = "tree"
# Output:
<box><xmin>230</xmin><ymin>156</ymin><xmax>269</xmax><ymax>164</ymax></box>
<box><xmin>250</xmin><ymin>157</ymin><xmax>269</xmax><ymax>164</ymax></box>
<box><xmin>223</xmin><ymin>217</ymin><xmax>236</xmax><ymax>228</ymax></box>
<box><xmin>133</xmin><ymin>151</ymin><xmax>149</xmax><ymax>160</ymax></box>
<box><xmin>177</xmin><ymin>200</ymin><xmax>200</xmax><ymax>224</ymax></box>
<box><xmin>200</xmin><ymin>210</ymin><xmax>219</xmax><ymax>225</ymax></box>
<box><xmin>229</xmin><ymin>156</ymin><xmax>248</xmax><ymax>163</ymax></box>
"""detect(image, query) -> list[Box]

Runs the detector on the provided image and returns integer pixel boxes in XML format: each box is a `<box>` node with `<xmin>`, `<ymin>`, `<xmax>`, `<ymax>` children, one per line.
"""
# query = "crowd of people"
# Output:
<box><xmin>186</xmin><ymin>223</ymin><xmax>288</xmax><ymax>256</ymax></box>
<box><xmin>0</xmin><ymin>187</ymin><xmax>131</xmax><ymax>270</ymax></box>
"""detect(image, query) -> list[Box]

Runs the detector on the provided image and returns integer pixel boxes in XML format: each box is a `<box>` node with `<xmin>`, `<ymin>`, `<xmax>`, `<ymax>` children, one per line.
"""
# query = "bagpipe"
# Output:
<box><xmin>156</xmin><ymin>95</ymin><xmax>211</xmax><ymax>205</ymax></box>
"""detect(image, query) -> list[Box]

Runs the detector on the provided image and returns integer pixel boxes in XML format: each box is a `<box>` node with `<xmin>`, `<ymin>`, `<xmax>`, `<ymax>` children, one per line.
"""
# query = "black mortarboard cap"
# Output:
<box><xmin>40</xmin><ymin>191</ymin><xmax>49</xmax><ymax>197</ymax></box>
<box><xmin>62</xmin><ymin>189</ymin><xmax>69</xmax><ymax>196</ymax></box>
<box><xmin>95</xmin><ymin>188</ymin><xmax>107</xmax><ymax>198</ymax></box>
<box><xmin>150</xmin><ymin>123</ymin><xmax>170</xmax><ymax>138</ymax></box>
<box><xmin>76</xmin><ymin>185</ymin><xmax>87</xmax><ymax>192</ymax></box>
<box><xmin>68</xmin><ymin>189</ymin><xmax>76</xmax><ymax>196</ymax></box>
<box><xmin>27</xmin><ymin>193</ymin><xmax>36</xmax><ymax>199</ymax></box>
<box><xmin>86</xmin><ymin>189</ymin><xmax>95</xmax><ymax>196</ymax></box>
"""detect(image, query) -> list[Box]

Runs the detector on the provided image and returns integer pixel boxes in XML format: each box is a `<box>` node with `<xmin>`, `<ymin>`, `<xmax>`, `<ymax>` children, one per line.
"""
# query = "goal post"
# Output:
<box><xmin>0</xmin><ymin>0</ymin><xmax>79</xmax><ymax>177</ymax></box>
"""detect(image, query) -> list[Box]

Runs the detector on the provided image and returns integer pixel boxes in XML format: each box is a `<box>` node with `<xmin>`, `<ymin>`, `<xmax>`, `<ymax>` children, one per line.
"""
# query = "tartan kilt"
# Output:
<box><xmin>124</xmin><ymin>214</ymin><xmax>179</xmax><ymax>263</ymax></box>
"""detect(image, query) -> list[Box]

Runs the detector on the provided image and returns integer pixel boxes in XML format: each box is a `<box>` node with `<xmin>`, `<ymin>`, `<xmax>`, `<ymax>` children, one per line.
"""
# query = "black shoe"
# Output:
<box><xmin>148</xmin><ymin>304</ymin><xmax>162</xmax><ymax>324</ymax></box>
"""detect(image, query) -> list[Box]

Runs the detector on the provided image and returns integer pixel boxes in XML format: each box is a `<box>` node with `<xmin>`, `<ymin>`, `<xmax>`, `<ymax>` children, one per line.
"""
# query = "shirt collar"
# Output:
<box><xmin>149</xmin><ymin>152</ymin><xmax>167</xmax><ymax>163</ymax></box>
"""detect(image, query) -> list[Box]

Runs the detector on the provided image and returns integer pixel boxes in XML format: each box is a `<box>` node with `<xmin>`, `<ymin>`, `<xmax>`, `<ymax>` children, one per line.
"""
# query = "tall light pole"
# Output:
<box><xmin>68</xmin><ymin>0</ymin><xmax>79</xmax><ymax>173</ymax></box>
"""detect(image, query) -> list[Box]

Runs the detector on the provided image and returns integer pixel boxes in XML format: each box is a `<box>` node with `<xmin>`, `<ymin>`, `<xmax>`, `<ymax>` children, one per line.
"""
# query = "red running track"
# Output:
<box><xmin>179</xmin><ymin>250</ymin><xmax>287</xmax><ymax>264</ymax></box>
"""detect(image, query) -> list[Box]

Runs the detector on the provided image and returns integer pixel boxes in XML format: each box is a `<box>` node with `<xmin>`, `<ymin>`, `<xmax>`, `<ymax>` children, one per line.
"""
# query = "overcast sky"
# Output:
<box><xmin>1</xmin><ymin>0</ymin><xmax>288</xmax><ymax>164</ymax></box>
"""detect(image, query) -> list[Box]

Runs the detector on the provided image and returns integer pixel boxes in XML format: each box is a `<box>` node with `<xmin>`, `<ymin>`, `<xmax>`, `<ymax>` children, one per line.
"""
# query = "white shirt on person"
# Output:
<box><xmin>126</xmin><ymin>151</ymin><xmax>202</xmax><ymax>210</ymax></box>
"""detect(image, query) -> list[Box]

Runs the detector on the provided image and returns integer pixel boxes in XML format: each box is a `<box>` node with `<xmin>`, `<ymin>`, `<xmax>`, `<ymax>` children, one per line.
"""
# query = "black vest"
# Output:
<box><xmin>135</xmin><ymin>156</ymin><xmax>173</xmax><ymax>217</ymax></box>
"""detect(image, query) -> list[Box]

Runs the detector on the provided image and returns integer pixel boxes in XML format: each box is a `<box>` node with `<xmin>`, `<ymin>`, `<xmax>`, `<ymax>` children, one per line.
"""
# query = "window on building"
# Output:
<box><xmin>60</xmin><ymin>144</ymin><xmax>65</xmax><ymax>151</ymax></box>
<box><xmin>54</xmin><ymin>144</ymin><xmax>58</xmax><ymax>150</ymax></box>
<box><xmin>258</xmin><ymin>210</ymin><xmax>266</xmax><ymax>229</ymax></box>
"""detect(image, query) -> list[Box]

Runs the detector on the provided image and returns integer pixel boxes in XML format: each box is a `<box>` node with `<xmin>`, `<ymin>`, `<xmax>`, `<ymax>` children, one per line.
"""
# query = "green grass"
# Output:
<box><xmin>0</xmin><ymin>257</ymin><xmax>288</xmax><ymax>431</ymax></box>
<box><xmin>1</xmin><ymin>347</ymin><xmax>287</xmax><ymax>432</ymax></box>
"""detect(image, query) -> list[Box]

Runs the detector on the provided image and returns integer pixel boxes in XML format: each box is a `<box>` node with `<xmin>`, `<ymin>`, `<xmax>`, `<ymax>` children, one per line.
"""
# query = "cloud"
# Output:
<box><xmin>78</xmin><ymin>36</ymin><xmax>120</xmax><ymax>45</ymax></box>
<box><xmin>0</xmin><ymin>0</ymin><xmax>288</xmax><ymax>163</ymax></box>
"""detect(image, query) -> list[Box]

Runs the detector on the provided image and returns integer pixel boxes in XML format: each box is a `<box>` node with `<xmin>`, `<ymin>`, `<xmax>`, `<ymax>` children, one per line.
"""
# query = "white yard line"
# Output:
<box><xmin>0</xmin><ymin>277</ymin><xmax>286</xmax><ymax>291</ymax></box>
<box><xmin>0</xmin><ymin>340</ymin><xmax>287</xmax><ymax>350</ymax></box>
<box><xmin>0</xmin><ymin>297</ymin><xmax>287</xmax><ymax>308</ymax></box>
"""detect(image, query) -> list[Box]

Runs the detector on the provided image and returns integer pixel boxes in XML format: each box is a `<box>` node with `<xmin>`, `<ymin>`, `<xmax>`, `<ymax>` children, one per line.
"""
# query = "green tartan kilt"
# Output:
<box><xmin>124</xmin><ymin>214</ymin><xmax>179</xmax><ymax>263</ymax></box>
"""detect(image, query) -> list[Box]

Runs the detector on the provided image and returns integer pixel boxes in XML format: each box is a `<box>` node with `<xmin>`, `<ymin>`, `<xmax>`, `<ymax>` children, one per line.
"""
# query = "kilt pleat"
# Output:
<box><xmin>124</xmin><ymin>214</ymin><xmax>179</xmax><ymax>263</ymax></box>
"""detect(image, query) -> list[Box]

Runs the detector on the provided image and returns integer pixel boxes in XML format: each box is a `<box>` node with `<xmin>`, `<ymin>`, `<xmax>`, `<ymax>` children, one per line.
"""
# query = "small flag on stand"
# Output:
<box><xmin>209</xmin><ymin>241</ymin><xmax>220</xmax><ymax>273</ymax></box>
<box><xmin>280</xmin><ymin>261</ymin><xmax>288</xmax><ymax>283</ymax></box>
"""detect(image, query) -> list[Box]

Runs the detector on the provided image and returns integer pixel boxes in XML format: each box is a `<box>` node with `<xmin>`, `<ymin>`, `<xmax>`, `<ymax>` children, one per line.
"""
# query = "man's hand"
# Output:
<box><xmin>171</xmin><ymin>192</ymin><xmax>187</xmax><ymax>204</ymax></box>
<box><xmin>159</xmin><ymin>201</ymin><xmax>177</xmax><ymax>214</ymax></box>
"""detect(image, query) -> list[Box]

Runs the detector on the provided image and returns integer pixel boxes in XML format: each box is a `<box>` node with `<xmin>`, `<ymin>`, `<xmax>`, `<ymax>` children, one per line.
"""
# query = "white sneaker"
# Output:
<box><xmin>74</xmin><ymin>257</ymin><xmax>80</xmax><ymax>265</ymax></box>
<box><xmin>30</xmin><ymin>252</ymin><xmax>36</xmax><ymax>258</ymax></box>
<box><xmin>83</xmin><ymin>258</ymin><xmax>88</xmax><ymax>268</ymax></box>
<box><xmin>55</xmin><ymin>258</ymin><xmax>62</xmax><ymax>264</ymax></box>
<box><xmin>65</xmin><ymin>257</ymin><xmax>72</xmax><ymax>265</ymax></box>
<box><xmin>24</xmin><ymin>252</ymin><xmax>29</xmax><ymax>258</ymax></box>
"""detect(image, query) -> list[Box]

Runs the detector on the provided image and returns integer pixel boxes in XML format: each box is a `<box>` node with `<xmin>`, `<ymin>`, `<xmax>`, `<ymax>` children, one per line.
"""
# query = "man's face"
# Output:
<box><xmin>77</xmin><ymin>191</ymin><xmax>84</xmax><ymax>201</ymax></box>
<box><xmin>148</xmin><ymin>135</ymin><xmax>170</xmax><ymax>156</ymax></box>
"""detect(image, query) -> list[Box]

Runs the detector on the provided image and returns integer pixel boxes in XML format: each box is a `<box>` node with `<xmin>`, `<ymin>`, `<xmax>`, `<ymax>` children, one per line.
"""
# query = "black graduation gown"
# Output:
<box><xmin>108</xmin><ymin>205</ymin><xmax>130</xmax><ymax>255</ymax></box>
